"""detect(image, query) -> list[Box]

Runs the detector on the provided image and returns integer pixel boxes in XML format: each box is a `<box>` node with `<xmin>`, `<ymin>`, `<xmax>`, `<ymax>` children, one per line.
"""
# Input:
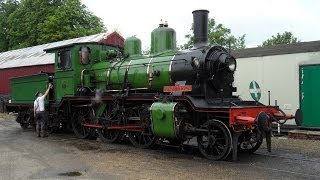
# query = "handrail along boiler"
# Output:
<box><xmin>6</xmin><ymin>10</ymin><xmax>294</xmax><ymax>160</ymax></box>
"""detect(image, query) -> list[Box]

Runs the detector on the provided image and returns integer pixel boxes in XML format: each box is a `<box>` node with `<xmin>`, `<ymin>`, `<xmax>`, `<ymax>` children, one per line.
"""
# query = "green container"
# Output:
<box><xmin>300</xmin><ymin>64</ymin><xmax>320</xmax><ymax>127</ymax></box>
<box><xmin>10</xmin><ymin>73</ymin><xmax>49</xmax><ymax>103</ymax></box>
<box><xmin>150</xmin><ymin>25</ymin><xmax>176</xmax><ymax>55</ymax></box>
<box><xmin>150</xmin><ymin>102</ymin><xmax>178</xmax><ymax>138</ymax></box>
<box><xmin>124</xmin><ymin>36</ymin><xmax>142</xmax><ymax>57</ymax></box>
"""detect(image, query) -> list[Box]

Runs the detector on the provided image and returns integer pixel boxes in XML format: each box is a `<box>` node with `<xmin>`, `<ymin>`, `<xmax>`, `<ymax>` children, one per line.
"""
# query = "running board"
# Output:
<box><xmin>82</xmin><ymin>124</ymin><xmax>143</xmax><ymax>132</ymax></box>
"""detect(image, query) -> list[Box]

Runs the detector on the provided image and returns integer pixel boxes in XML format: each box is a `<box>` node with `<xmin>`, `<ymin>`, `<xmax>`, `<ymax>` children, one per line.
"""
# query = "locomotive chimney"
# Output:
<box><xmin>192</xmin><ymin>9</ymin><xmax>209</xmax><ymax>48</ymax></box>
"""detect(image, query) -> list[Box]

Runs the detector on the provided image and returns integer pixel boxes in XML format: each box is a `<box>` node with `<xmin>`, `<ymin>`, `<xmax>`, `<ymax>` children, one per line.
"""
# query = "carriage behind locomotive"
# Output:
<box><xmin>6</xmin><ymin>10</ymin><xmax>293</xmax><ymax>160</ymax></box>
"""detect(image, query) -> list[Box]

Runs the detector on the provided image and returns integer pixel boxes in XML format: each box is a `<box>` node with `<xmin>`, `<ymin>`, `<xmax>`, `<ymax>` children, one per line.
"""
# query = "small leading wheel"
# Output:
<box><xmin>238</xmin><ymin>130</ymin><xmax>263</xmax><ymax>153</ymax></box>
<box><xmin>127</xmin><ymin>129</ymin><xmax>155</xmax><ymax>148</ymax></box>
<box><xmin>72</xmin><ymin>107</ymin><xmax>95</xmax><ymax>139</ymax></box>
<box><xmin>197</xmin><ymin>120</ymin><xmax>232</xmax><ymax>160</ymax></box>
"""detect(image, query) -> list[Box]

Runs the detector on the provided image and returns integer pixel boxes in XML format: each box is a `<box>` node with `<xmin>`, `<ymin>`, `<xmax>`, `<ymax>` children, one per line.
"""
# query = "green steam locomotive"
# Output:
<box><xmin>6</xmin><ymin>10</ymin><xmax>293</xmax><ymax>160</ymax></box>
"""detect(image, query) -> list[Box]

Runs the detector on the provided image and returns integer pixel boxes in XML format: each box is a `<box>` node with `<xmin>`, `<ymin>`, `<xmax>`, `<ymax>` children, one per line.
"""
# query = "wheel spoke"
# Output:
<box><xmin>249</xmin><ymin>142</ymin><xmax>254</xmax><ymax>149</ymax></box>
<box><xmin>214</xmin><ymin>146</ymin><xmax>222</xmax><ymax>155</ymax></box>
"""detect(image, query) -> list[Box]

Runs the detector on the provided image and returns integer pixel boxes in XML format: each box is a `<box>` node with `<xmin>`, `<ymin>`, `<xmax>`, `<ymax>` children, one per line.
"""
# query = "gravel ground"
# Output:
<box><xmin>1</xmin><ymin>113</ymin><xmax>320</xmax><ymax>180</ymax></box>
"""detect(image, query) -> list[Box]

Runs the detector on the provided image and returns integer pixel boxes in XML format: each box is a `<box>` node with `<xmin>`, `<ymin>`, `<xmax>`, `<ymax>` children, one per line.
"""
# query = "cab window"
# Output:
<box><xmin>79</xmin><ymin>46</ymin><xmax>90</xmax><ymax>65</ymax></box>
<box><xmin>58</xmin><ymin>50</ymin><xmax>72</xmax><ymax>69</ymax></box>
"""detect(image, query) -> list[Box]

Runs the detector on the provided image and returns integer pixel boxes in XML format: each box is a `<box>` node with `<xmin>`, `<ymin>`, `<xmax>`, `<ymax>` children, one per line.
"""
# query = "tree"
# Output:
<box><xmin>7</xmin><ymin>0</ymin><xmax>64</xmax><ymax>49</ymax></box>
<box><xmin>181</xmin><ymin>18</ymin><xmax>246</xmax><ymax>50</ymax></box>
<box><xmin>0</xmin><ymin>0</ymin><xmax>18</xmax><ymax>52</ymax></box>
<box><xmin>261</xmin><ymin>31</ymin><xmax>300</xmax><ymax>47</ymax></box>
<box><xmin>142</xmin><ymin>47</ymin><xmax>150</xmax><ymax>55</ymax></box>
<box><xmin>37</xmin><ymin>0</ymin><xmax>105</xmax><ymax>44</ymax></box>
<box><xmin>5</xmin><ymin>0</ymin><xmax>105</xmax><ymax>50</ymax></box>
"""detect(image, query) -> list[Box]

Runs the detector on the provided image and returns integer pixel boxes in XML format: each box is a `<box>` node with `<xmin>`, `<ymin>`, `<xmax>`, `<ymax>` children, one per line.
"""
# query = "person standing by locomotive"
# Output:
<box><xmin>34</xmin><ymin>83</ymin><xmax>52</xmax><ymax>137</ymax></box>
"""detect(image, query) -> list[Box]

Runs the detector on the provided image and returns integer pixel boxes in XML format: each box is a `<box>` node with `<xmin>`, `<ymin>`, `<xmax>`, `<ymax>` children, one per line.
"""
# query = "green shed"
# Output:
<box><xmin>299</xmin><ymin>59</ymin><xmax>320</xmax><ymax>128</ymax></box>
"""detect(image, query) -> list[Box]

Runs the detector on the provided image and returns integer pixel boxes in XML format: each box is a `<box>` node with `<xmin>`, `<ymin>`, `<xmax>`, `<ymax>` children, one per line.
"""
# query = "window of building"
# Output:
<box><xmin>58</xmin><ymin>49</ymin><xmax>72</xmax><ymax>70</ymax></box>
<box><xmin>79</xmin><ymin>46</ymin><xmax>90</xmax><ymax>65</ymax></box>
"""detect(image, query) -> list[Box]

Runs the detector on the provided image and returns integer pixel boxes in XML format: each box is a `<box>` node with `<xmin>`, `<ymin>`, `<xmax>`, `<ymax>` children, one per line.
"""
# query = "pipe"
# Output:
<box><xmin>80</xmin><ymin>69</ymin><xmax>87</xmax><ymax>87</ymax></box>
<box><xmin>192</xmin><ymin>10</ymin><xmax>209</xmax><ymax>48</ymax></box>
<box><xmin>268</xmin><ymin>91</ymin><xmax>270</xmax><ymax>105</ymax></box>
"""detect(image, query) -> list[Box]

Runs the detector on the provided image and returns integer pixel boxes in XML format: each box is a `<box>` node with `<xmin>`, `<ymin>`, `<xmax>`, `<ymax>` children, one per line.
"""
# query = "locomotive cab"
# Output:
<box><xmin>44</xmin><ymin>43</ymin><xmax>121</xmax><ymax>101</ymax></box>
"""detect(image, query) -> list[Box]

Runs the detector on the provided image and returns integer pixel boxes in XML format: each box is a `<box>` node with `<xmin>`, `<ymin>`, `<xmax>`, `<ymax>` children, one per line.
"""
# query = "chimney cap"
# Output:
<box><xmin>192</xmin><ymin>9</ymin><xmax>209</xmax><ymax>14</ymax></box>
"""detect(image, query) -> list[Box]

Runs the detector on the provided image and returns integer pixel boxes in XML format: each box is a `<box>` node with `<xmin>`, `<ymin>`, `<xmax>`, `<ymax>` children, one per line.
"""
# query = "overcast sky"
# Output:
<box><xmin>82</xmin><ymin>0</ymin><xmax>320</xmax><ymax>49</ymax></box>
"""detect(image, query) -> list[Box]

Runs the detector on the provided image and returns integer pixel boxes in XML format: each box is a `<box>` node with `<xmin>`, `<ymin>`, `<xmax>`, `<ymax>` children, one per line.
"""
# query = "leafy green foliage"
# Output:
<box><xmin>0</xmin><ymin>0</ymin><xmax>105</xmax><ymax>52</ymax></box>
<box><xmin>37</xmin><ymin>0</ymin><xmax>105</xmax><ymax>44</ymax></box>
<box><xmin>261</xmin><ymin>31</ymin><xmax>300</xmax><ymax>47</ymax></box>
<box><xmin>181</xmin><ymin>18</ymin><xmax>246</xmax><ymax>50</ymax></box>
<box><xmin>0</xmin><ymin>0</ymin><xmax>18</xmax><ymax>52</ymax></box>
